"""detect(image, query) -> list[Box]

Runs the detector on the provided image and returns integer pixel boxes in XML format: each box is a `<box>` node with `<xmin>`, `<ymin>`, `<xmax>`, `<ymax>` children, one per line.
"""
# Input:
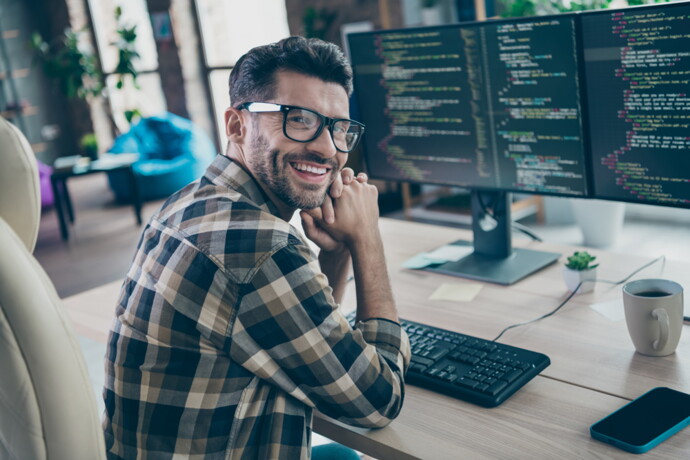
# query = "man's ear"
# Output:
<box><xmin>225</xmin><ymin>107</ymin><xmax>246</xmax><ymax>144</ymax></box>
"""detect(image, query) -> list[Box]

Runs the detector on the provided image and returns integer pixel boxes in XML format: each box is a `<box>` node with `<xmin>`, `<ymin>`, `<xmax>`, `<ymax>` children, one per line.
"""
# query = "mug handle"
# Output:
<box><xmin>651</xmin><ymin>308</ymin><xmax>669</xmax><ymax>351</ymax></box>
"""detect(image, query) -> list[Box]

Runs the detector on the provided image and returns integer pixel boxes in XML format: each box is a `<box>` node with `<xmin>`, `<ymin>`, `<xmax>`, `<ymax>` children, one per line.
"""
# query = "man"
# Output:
<box><xmin>103</xmin><ymin>36</ymin><xmax>410</xmax><ymax>459</ymax></box>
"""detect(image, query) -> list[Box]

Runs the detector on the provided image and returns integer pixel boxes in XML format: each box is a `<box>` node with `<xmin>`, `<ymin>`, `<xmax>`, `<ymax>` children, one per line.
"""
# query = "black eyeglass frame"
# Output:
<box><xmin>237</xmin><ymin>102</ymin><xmax>365</xmax><ymax>153</ymax></box>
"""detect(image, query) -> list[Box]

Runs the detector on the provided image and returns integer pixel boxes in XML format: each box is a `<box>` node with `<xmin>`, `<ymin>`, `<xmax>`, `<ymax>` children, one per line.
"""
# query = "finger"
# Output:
<box><xmin>300</xmin><ymin>211</ymin><xmax>317</xmax><ymax>237</ymax></box>
<box><xmin>356</xmin><ymin>172</ymin><xmax>368</xmax><ymax>183</ymax></box>
<box><xmin>330</xmin><ymin>171</ymin><xmax>345</xmax><ymax>198</ymax></box>
<box><xmin>322</xmin><ymin>195</ymin><xmax>335</xmax><ymax>224</ymax></box>
<box><xmin>341</xmin><ymin>167</ymin><xmax>355</xmax><ymax>185</ymax></box>
<box><xmin>300</xmin><ymin>210</ymin><xmax>313</xmax><ymax>227</ymax></box>
<box><xmin>304</xmin><ymin>206</ymin><xmax>323</xmax><ymax>221</ymax></box>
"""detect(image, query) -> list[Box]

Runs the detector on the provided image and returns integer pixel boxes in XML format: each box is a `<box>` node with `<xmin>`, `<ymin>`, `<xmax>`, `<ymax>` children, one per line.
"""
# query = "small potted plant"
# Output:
<box><xmin>80</xmin><ymin>133</ymin><xmax>99</xmax><ymax>161</ymax></box>
<box><xmin>563</xmin><ymin>251</ymin><xmax>599</xmax><ymax>293</ymax></box>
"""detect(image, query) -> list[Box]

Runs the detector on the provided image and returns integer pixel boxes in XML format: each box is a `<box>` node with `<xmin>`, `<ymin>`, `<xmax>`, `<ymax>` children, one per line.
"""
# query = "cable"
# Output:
<box><xmin>492</xmin><ymin>282</ymin><xmax>581</xmax><ymax>342</ymax></box>
<box><xmin>511</xmin><ymin>221</ymin><xmax>543</xmax><ymax>242</ymax></box>
<box><xmin>476</xmin><ymin>191</ymin><xmax>500</xmax><ymax>218</ymax></box>
<box><xmin>491</xmin><ymin>255</ymin><xmax>667</xmax><ymax>342</ymax></box>
<box><xmin>597</xmin><ymin>255</ymin><xmax>665</xmax><ymax>286</ymax></box>
<box><xmin>476</xmin><ymin>193</ymin><xmax>544</xmax><ymax>242</ymax></box>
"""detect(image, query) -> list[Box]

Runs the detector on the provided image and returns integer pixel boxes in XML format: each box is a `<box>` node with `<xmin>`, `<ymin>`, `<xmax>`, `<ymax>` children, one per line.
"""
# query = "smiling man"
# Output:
<box><xmin>103</xmin><ymin>37</ymin><xmax>410</xmax><ymax>459</ymax></box>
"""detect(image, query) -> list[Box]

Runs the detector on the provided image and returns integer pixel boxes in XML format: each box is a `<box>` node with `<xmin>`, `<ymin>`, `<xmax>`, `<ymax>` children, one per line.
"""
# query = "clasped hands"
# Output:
<box><xmin>300</xmin><ymin>167</ymin><xmax>379</xmax><ymax>253</ymax></box>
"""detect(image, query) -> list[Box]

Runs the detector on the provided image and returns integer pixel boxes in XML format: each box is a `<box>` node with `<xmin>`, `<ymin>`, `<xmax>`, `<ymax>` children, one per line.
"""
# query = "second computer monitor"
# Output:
<box><xmin>581</xmin><ymin>2</ymin><xmax>690</xmax><ymax>208</ymax></box>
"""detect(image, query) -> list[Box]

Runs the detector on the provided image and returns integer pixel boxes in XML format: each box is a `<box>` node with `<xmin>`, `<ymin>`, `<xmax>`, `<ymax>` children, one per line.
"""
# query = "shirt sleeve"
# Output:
<box><xmin>229</xmin><ymin>240</ymin><xmax>411</xmax><ymax>428</ymax></box>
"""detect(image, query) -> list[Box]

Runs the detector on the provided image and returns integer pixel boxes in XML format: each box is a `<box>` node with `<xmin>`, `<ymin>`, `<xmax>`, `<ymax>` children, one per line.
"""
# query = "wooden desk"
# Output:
<box><xmin>63</xmin><ymin>218</ymin><xmax>690</xmax><ymax>459</ymax></box>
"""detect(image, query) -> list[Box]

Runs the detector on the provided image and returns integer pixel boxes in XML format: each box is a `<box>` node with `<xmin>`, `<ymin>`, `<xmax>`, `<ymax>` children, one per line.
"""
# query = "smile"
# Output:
<box><xmin>290</xmin><ymin>162</ymin><xmax>330</xmax><ymax>176</ymax></box>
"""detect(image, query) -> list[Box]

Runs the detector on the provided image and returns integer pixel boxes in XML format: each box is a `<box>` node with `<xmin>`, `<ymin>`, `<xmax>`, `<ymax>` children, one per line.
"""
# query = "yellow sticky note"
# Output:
<box><xmin>430</xmin><ymin>283</ymin><xmax>483</xmax><ymax>302</ymax></box>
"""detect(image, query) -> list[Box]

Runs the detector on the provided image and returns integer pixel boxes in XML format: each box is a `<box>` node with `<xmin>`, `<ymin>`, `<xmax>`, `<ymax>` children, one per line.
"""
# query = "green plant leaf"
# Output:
<box><xmin>565</xmin><ymin>251</ymin><xmax>599</xmax><ymax>270</ymax></box>
<box><xmin>30</xmin><ymin>27</ymin><xmax>102</xmax><ymax>100</ymax></box>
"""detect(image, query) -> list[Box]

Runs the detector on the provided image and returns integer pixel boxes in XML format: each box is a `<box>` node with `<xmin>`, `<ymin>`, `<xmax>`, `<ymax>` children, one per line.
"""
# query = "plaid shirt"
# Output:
<box><xmin>103</xmin><ymin>154</ymin><xmax>410</xmax><ymax>459</ymax></box>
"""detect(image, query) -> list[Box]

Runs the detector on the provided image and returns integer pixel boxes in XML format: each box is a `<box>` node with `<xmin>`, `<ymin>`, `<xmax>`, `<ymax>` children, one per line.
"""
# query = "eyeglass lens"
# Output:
<box><xmin>285</xmin><ymin>107</ymin><xmax>361</xmax><ymax>152</ymax></box>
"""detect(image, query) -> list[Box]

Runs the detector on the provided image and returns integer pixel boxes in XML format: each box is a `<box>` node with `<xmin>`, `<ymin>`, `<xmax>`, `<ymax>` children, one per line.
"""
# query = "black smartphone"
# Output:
<box><xmin>590</xmin><ymin>387</ymin><xmax>690</xmax><ymax>453</ymax></box>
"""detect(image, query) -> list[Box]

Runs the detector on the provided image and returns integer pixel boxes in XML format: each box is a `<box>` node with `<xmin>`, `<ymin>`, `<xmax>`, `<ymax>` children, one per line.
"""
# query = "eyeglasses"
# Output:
<box><xmin>237</xmin><ymin>102</ymin><xmax>365</xmax><ymax>153</ymax></box>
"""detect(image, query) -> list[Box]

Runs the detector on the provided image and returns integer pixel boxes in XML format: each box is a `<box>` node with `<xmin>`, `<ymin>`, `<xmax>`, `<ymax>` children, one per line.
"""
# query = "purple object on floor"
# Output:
<box><xmin>37</xmin><ymin>160</ymin><xmax>54</xmax><ymax>207</ymax></box>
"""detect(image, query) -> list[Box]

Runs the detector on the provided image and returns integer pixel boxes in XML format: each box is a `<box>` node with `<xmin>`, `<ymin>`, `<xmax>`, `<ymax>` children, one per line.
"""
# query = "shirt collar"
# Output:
<box><xmin>204</xmin><ymin>154</ymin><xmax>281</xmax><ymax>217</ymax></box>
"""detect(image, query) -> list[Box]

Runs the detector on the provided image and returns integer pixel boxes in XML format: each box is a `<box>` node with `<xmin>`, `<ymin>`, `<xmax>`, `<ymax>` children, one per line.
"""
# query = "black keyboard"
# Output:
<box><xmin>349</xmin><ymin>314</ymin><xmax>550</xmax><ymax>407</ymax></box>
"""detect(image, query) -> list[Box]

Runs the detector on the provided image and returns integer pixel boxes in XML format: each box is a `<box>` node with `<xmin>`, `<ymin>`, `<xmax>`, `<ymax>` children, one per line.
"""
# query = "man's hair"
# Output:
<box><xmin>229</xmin><ymin>36</ymin><xmax>353</xmax><ymax>107</ymax></box>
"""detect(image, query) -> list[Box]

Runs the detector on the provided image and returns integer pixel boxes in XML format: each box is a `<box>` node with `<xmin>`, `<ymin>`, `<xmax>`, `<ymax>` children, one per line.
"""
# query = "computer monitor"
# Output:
<box><xmin>348</xmin><ymin>14</ymin><xmax>588</xmax><ymax>284</ymax></box>
<box><xmin>580</xmin><ymin>2</ymin><xmax>690</xmax><ymax>209</ymax></box>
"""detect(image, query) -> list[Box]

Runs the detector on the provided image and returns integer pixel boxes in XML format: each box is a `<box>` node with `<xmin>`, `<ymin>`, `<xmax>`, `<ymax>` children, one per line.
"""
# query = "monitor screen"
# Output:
<box><xmin>348</xmin><ymin>15</ymin><xmax>589</xmax><ymax>197</ymax></box>
<box><xmin>581</xmin><ymin>2</ymin><xmax>690</xmax><ymax>208</ymax></box>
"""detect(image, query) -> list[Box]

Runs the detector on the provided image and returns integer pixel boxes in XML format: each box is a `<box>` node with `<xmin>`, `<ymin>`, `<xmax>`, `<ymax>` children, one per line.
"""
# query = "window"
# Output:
<box><xmin>87</xmin><ymin>0</ymin><xmax>165</xmax><ymax>131</ymax></box>
<box><xmin>195</xmin><ymin>0</ymin><xmax>290</xmax><ymax>145</ymax></box>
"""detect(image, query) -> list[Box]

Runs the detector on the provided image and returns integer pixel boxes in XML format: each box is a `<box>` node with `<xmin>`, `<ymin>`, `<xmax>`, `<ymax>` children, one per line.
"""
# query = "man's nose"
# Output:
<box><xmin>308</xmin><ymin>126</ymin><xmax>338</xmax><ymax>158</ymax></box>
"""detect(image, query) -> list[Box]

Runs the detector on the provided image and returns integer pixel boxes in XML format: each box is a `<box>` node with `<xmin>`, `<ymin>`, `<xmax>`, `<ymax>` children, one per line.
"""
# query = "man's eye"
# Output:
<box><xmin>288</xmin><ymin>113</ymin><xmax>318</xmax><ymax>128</ymax></box>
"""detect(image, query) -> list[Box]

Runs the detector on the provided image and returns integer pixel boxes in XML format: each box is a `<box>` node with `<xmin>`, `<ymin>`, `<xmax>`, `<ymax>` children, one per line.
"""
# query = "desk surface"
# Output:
<box><xmin>63</xmin><ymin>217</ymin><xmax>690</xmax><ymax>459</ymax></box>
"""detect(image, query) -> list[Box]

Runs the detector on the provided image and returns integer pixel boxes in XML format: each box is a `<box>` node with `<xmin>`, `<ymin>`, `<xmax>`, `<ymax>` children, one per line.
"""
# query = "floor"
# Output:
<box><xmin>34</xmin><ymin>174</ymin><xmax>689</xmax><ymax>455</ymax></box>
<box><xmin>35</xmin><ymin>174</ymin><xmax>167</xmax><ymax>298</ymax></box>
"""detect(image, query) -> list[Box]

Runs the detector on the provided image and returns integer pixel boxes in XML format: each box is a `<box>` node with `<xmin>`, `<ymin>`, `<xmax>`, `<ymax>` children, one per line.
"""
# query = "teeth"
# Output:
<box><xmin>293</xmin><ymin>162</ymin><xmax>327</xmax><ymax>175</ymax></box>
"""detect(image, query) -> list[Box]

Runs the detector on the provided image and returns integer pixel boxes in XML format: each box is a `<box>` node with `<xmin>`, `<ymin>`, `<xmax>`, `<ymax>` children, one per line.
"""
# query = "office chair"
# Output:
<box><xmin>0</xmin><ymin>116</ymin><xmax>41</xmax><ymax>252</ymax></box>
<box><xmin>0</xmin><ymin>217</ymin><xmax>106</xmax><ymax>459</ymax></box>
<box><xmin>0</xmin><ymin>117</ymin><xmax>106</xmax><ymax>459</ymax></box>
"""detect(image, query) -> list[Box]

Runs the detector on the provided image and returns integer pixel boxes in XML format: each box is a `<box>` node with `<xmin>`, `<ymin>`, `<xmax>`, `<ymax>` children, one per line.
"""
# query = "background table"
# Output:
<box><xmin>51</xmin><ymin>154</ymin><xmax>141</xmax><ymax>240</ymax></box>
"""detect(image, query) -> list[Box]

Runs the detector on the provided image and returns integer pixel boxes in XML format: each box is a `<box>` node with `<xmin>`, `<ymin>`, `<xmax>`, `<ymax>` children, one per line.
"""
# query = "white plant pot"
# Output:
<box><xmin>562</xmin><ymin>266</ymin><xmax>597</xmax><ymax>294</ymax></box>
<box><xmin>421</xmin><ymin>6</ymin><xmax>444</xmax><ymax>26</ymax></box>
<box><xmin>571</xmin><ymin>199</ymin><xmax>625</xmax><ymax>248</ymax></box>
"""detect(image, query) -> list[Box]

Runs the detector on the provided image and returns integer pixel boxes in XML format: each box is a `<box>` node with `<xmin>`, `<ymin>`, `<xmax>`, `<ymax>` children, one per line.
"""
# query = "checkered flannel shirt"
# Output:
<box><xmin>103</xmin><ymin>154</ymin><xmax>411</xmax><ymax>459</ymax></box>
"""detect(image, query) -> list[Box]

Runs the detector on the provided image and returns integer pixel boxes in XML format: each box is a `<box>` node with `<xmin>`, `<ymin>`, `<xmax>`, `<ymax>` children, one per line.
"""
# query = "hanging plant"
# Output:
<box><xmin>112</xmin><ymin>6</ymin><xmax>140</xmax><ymax>90</ymax></box>
<box><xmin>31</xmin><ymin>28</ymin><xmax>103</xmax><ymax>100</ymax></box>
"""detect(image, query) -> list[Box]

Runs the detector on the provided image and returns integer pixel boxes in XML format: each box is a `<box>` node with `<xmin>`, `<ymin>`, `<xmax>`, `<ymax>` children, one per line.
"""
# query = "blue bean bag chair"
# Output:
<box><xmin>107</xmin><ymin>112</ymin><xmax>217</xmax><ymax>202</ymax></box>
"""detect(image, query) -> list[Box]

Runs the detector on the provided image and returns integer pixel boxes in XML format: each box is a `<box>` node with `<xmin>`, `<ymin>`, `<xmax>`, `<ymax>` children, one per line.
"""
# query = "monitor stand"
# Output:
<box><xmin>425</xmin><ymin>191</ymin><xmax>560</xmax><ymax>285</ymax></box>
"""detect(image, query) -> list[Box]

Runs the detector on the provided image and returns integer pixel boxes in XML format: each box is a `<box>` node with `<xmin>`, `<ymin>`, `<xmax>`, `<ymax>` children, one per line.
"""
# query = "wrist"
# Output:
<box><xmin>319</xmin><ymin>242</ymin><xmax>350</xmax><ymax>258</ymax></box>
<box><xmin>347</xmin><ymin>229</ymin><xmax>383</xmax><ymax>258</ymax></box>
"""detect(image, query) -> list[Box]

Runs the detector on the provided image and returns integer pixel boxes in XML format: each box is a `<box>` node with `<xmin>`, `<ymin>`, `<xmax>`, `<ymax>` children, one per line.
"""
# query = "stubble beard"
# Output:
<box><xmin>248</xmin><ymin>133</ymin><xmax>337</xmax><ymax>210</ymax></box>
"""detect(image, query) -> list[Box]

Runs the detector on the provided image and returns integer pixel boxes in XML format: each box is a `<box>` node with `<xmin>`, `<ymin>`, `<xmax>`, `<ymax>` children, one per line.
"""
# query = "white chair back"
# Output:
<box><xmin>0</xmin><ymin>116</ymin><xmax>41</xmax><ymax>251</ymax></box>
<box><xmin>0</xmin><ymin>217</ymin><xmax>106</xmax><ymax>459</ymax></box>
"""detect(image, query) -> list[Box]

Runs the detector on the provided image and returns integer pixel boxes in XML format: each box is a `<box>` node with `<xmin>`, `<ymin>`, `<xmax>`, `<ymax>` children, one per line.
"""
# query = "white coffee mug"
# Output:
<box><xmin>622</xmin><ymin>279</ymin><xmax>684</xmax><ymax>357</ymax></box>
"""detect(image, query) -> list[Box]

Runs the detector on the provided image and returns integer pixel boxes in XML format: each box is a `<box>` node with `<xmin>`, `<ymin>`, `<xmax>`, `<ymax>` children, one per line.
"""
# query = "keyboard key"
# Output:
<box><xmin>485</xmin><ymin>380</ymin><xmax>508</xmax><ymax>396</ymax></box>
<box><xmin>466</xmin><ymin>356</ymin><xmax>481</xmax><ymax>365</ymax></box>
<box><xmin>502</xmin><ymin>369</ymin><xmax>523</xmax><ymax>383</ymax></box>
<box><xmin>457</xmin><ymin>377</ymin><xmax>479</xmax><ymax>388</ymax></box>
<box><xmin>411</xmin><ymin>355</ymin><xmax>435</xmax><ymax>367</ymax></box>
<box><xmin>409</xmin><ymin>363</ymin><xmax>427</xmax><ymax>373</ymax></box>
<box><xmin>426</xmin><ymin>347</ymin><xmax>450</xmax><ymax>361</ymax></box>
<box><xmin>425</xmin><ymin>367</ymin><xmax>442</xmax><ymax>377</ymax></box>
